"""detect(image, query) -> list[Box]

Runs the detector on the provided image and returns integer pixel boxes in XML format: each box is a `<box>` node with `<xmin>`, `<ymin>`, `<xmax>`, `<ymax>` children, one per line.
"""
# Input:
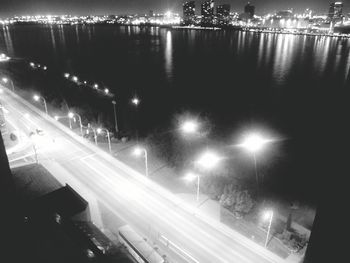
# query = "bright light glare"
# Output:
<box><xmin>196</xmin><ymin>151</ymin><xmax>221</xmax><ymax>170</ymax></box>
<box><xmin>93</xmin><ymin>84</ymin><xmax>99</xmax><ymax>89</ymax></box>
<box><xmin>72</xmin><ymin>76</ymin><xmax>78</xmax><ymax>82</ymax></box>
<box><xmin>68</xmin><ymin>112</ymin><xmax>74</xmax><ymax>118</ymax></box>
<box><xmin>133</xmin><ymin>147</ymin><xmax>144</xmax><ymax>156</ymax></box>
<box><xmin>131</xmin><ymin>97</ymin><xmax>140</xmax><ymax>105</ymax></box>
<box><xmin>104</xmin><ymin>88</ymin><xmax>109</xmax><ymax>94</ymax></box>
<box><xmin>181</xmin><ymin>120</ymin><xmax>198</xmax><ymax>134</ymax></box>
<box><xmin>2</xmin><ymin>77</ymin><xmax>8</xmax><ymax>83</ymax></box>
<box><xmin>240</xmin><ymin>133</ymin><xmax>269</xmax><ymax>153</ymax></box>
<box><xmin>183</xmin><ymin>172</ymin><xmax>198</xmax><ymax>181</ymax></box>
<box><xmin>262</xmin><ymin>210</ymin><xmax>273</xmax><ymax>221</ymax></box>
<box><xmin>97</xmin><ymin>128</ymin><xmax>102</xmax><ymax>134</ymax></box>
<box><xmin>64</xmin><ymin>73</ymin><xmax>70</xmax><ymax>78</ymax></box>
<box><xmin>54</xmin><ymin>115</ymin><xmax>59</xmax><ymax>120</ymax></box>
<box><xmin>33</xmin><ymin>95</ymin><xmax>40</xmax><ymax>101</ymax></box>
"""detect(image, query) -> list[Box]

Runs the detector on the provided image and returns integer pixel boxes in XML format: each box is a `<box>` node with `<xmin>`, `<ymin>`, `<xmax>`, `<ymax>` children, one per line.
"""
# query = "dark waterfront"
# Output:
<box><xmin>1</xmin><ymin>24</ymin><xmax>349</xmax><ymax>204</ymax></box>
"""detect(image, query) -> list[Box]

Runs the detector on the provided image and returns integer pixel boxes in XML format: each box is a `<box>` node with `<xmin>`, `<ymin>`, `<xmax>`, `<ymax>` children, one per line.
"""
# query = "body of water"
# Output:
<box><xmin>1</xmin><ymin>24</ymin><xmax>349</xmax><ymax>203</ymax></box>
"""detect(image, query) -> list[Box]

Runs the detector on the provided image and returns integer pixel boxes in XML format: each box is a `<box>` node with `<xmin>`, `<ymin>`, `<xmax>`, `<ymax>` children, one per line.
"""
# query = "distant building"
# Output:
<box><xmin>216</xmin><ymin>4</ymin><xmax>230</xmax><ymax>18</ymax></box>
<box><xmin>244</xmin><ymin>2</ymin><xmax>255</xmax><ymax>18</ymax></box>
<box><xmin>201</xmin><ymin>0</ymin><xmax>215</xmax><ymax>25</ymax></box>
<box><xmin>183</xmin><ymin>1</ymin><xmax>196</xmax><ymax>24</ymax></box>
<box><xmin>216</xmin><ymin>4</ymin><xmax>230</xmax><ymax>25</ymax></box>
<box><xmin>328</xmin><ymin>2</ymin><xmax>343</xmax><ymax>21</ymax></box>
<box><xmin>276</xmin><ymin>10</ymin><xmax>294</xmax><ymax>19</ymax></box>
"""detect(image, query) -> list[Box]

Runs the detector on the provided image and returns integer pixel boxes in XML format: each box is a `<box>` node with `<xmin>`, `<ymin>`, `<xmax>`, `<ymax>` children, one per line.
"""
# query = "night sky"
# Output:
<box><xmin>0</xmin><ymin>0</ymin><xmax>349</xmax><ymax>17</ymax></box>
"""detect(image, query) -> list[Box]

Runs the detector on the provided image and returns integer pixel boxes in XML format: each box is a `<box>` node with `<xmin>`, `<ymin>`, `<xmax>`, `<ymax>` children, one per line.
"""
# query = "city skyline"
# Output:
<box><xmin>1</xmin><ymin>0</ymin><xmax>349</xmax><ymax>17</ymax></box>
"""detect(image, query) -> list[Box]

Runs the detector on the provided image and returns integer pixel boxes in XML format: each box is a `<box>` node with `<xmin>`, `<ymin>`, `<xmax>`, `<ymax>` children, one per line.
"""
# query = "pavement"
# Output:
<box><xmin>1</xmin><ymin>86</ymin><xmax>289</xmax><ymax>263</ymax></box>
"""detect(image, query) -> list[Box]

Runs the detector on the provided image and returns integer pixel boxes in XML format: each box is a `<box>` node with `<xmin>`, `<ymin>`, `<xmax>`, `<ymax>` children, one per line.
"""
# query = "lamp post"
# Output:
<box><xmin>33</xmin><ymin>94</ymin><xmax>48</xmax><ymax>115</ymax></box>
<box><xmin>133</xmin><ymin>146</ymin><xmax>148</xmax><ymax>177</ymax></box>
<box><xmin>196</xmin><ymin>150</ymin><xmax>221</xmax><ymax>170</ymax></box>
<box><xmin>239</xmin><ymin>133</ymin><xmax>270</xmax><ymax>195</ymax></box>
<box><xmin>184</xmin><ymin>172</ymin><xmax>201</xmax><ymax>202</ymax></box>
<box><xmin>2</xmin><ymin>77</ymin><xmax>15</xmax><ymax>92</ymax></box>
<box><xmin>68</xmin><ymin>112</ymin><xmax>83</xmax><ymax>136</ymax></box>
<box><xmin>263</xmin><ymin>210</ymin><xmax>274</xmax><ymax>248</ymax></box>
<box><xmin>111</xmin><ymin>100</ymin><xmax>119</xmax><ymax>133</ymax></box>
<box><xmin>97</xmin><ymin>127</ymin><xmax>112</xmax><ymax>153</ymax></box>
<box><xmin>131</xmin><ymin>96</ymin><xmax>140</xmax><ymax>140</ymax></box>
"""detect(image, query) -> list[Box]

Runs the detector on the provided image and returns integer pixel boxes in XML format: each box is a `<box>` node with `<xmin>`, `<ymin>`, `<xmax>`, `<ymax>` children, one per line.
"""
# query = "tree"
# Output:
<box><xmin>219</xmin><ymin>184</ymin><xmax>254</xmax><ymax>216</ymax></box>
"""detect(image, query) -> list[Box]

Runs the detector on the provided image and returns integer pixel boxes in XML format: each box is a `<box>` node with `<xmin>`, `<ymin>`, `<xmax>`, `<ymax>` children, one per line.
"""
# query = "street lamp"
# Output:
<box><xmin>86</xmin><ymin>128</ymin><xmax>97</xmax><ymax>145</ymax></box>
<box><xmin>184</xmin><ymin>172</ymin><xmax>200</xmax><ymax>202</ymax></box>
<box><xmin>64</xmin><ymin>73</ymin><xmax>70</xmax><ymax>78</ymax></box>
<box><xmin>97</xmin><ymin>127</ymin><xmax>112</xmax><ymax>153</ymax></box>
<box><xmin>131</xmin><ymin>97</ymin><xmax>140</xmax><ymax>106</ymax></box>
<box><xmin>180</xmin><ymin>120</ymin><xmax>199</xmax><ymax>135</ymax></box>
<box><xmin>111</xmin><ymin>100</ymin><xmax>119</xmax><ymax>133</ymax></box>
<box><xmin>93</xmin><ymin>84</ymin><xmax>99</xmax><ymax>89</ymax></box>
<box><xmin>33</xmin><ymin>94</ymin><xmax>48</xmax><ymax>115</ymax></box>
<box><xmin>104</xmin><ymin>88</ymin><xmax>109</xmax><ymax>94</ymax></box>
<box><xmin>72</xmin><ymin>76</ymin><xmax>78</xmax><ymax>82</ymax></box>
<box><xmin>196</xmin><ymin>150</ymin><xmax>221</xmax><ymax>170</ymax></box>
<box><xmin>68</xmin><ymin>112</ymin><xmax>83</xmax><ymax>136</ymax></box>
<box><xmin>239</xmin><ymin>132</ymin><xmax>270</xmax><ymax>193</ymax></box>
<box><xmin>2</xmin><ymin>77</ymin><xmax>15</xmax><ymax>92</ymax></box>
<box><xmin>263</xmin><ymin>210</ymin><xmax>274</xmax><ymax>248</ymax></box>
<box><xmin>133</xmin><ymin>146</ymin><xmax>148</xmax><ymax>177</ymax></box>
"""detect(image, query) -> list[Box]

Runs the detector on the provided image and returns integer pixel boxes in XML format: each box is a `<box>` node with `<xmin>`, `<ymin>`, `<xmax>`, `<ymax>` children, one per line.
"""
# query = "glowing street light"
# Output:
<box><xmin>43</xmin><ymin>66</ymin><xmax>47</xmax><ymax>70</ymax></box>
<box><xmin>1</xmin><ymin>77</ymin><xmax>14</xmax><ymax>92</ymax></box>
<box><xmin>33</xmin><ymin>94</ymin><xmax>48</xmax><ymax>115</ymax></box>
<box><xmin>68</xmin><ymin>112</ymin><xmax>83</xmax><ymax>136</ymax></box>
<box><xmin>184</xmin><ymin>172</ymin><xmax>201</xmax><ymax>202</ymax></box>
<box><xmin>104</xmin><ymin>88</ymin><xmax>109</xmax><ymax>94</ymax></box>
<box><xmin>72</xmin><ymin>76</ymin><xmax>78</xmax><ymax>82</ymax></box>
<box><xmin>93</xmin><ymin>83</ymin><xmax>99</xmax><ymax>89</ymax></box>
<box><xmin>196</xmin><ymin>150</ymin><xmax>221</xmax><ymax>170</ymax></box>
<box><xmin>131</xmin><ymin>97</ymin><xmax>140</xmax><ymax>106</ymax></box>
<box><xmin>239</xmin><ymin>132</ymin><xmax>271</xmax><ymax>193</ymax></box>
<box><xmin>262</xmin><ymin>210</ymin><xmax>274</xmax><ymax>248</ymax></box>
<box><xmin>30</xmin><ymin>62</ymin><xmax>35</xmax><ymax>67</ymax></box>
<box><xmin>181</xmin><ymin>120</ymin><xmax>199</xmax><ymax>134</ymax></box>
<box><xmin>133</xmin><ymin>146</ymin><xmax>148</xmax><ymax>177</ymax></box>
<box><xmin>97</xmin><ymin>127</ymin><xmax>112</xmax><ymax>153</ymax></box>
<box><xmin>64</xmin><ymin>73</ymin><xmax>70</xmax><ymax>78</ymax></box>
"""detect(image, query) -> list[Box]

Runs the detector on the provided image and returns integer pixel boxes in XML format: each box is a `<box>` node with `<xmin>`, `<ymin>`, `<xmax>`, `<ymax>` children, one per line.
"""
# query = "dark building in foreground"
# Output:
<box><xmin>183</xmin><ymin>1</ymin><xmax>196</xmax><ymax>25</ymax></box>
<box><xmin>201</xmin><ymin>0</ymin><xmax>215</xmax><ymax>25</ymax></box>
<box><xmin>244</xmin><ymin>2</ymin><xmax>255</xmax><ymax>18</ymax></box>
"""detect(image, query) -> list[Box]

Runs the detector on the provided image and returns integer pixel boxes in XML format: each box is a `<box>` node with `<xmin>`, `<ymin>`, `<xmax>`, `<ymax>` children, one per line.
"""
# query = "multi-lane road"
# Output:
<box><xmin>1</xmin><ymin>86</ymin><xmax>287</xmax><ymax>263</ymax></box>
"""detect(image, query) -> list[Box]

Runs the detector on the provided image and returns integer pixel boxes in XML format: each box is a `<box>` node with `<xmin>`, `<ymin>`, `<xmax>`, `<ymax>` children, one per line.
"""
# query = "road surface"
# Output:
<box><xmin>1</xmin><ymin>87</ymin><xmax>287</xmax><ymax>263</ymax></box>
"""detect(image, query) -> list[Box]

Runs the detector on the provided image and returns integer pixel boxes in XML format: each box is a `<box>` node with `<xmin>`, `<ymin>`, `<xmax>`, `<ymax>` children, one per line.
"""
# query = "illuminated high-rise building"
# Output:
<box><xmin>328</xmin><ymin>2</ymin><xmax>343</xmax><ymax>20</ymax></box>
<box><xmin>183</xmin><ymin>1</ymin><xmax>196</xmax><ymax>25</ymax></box>
<box><xmin>216</xmin><ymin>4</ymin><xmax>230</xmax><ymax>25</ymax></box>
<box><xmin>201</xmin><ymin>0</ymin><xmax>215</xmax><ymax>25</ymax></box>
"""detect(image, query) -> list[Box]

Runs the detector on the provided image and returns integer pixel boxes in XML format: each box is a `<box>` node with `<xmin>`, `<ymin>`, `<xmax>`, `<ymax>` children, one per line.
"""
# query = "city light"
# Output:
<box><xmin>181</xmin><ymin>120</ymin><xmax>199</xmax><ymax>134</ymax></box>
<box><xmin>72</xmin><ymin>76</ymin><xmax>78</xmax><ymax>82</ymax></box>
<box><xmin>2</xmin><ymin>77</ymin><xmax>8</xmax><ymax>83</ymax></box>
<box><xmin>68</xmin><ymin>112</ymin><xmax>74</xmax><ymax>118</ymax></box>
<box><xmin>104</xmin><ymin>88</ymin><xmax>109</xmax><ymax>94</ymax></box>
<box><xmin>64</xmin><ymin>73</ymin><xmax>70</xmax><ymax>78</ymax></box>
<box><xmin>131</xmin><ymin>97</ymin><xmax>140</xmax><ymax>106</ymax></box>
<box><xmin>93</xmin><ymin>84</ymin><xmax>99</xmax><ymax>89</ymax></box>
<box><xmin>0</xmin><ymin>53</ymin><xmax>10</xmax><ymax>62</ymax></box>
<box><xmin>196</xmin><ymin>151</ymin><xmax>221</xmax><ymax>170</ymax></box>
<box><xmin>33</xmin><ymin>95</ymin><xmax>40</xmax><ymax>101</ymax></box>
<box><xmin>239</xmin><ymin>133</ymin><xmax>270</xmax><ymax>153</ymax></box>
